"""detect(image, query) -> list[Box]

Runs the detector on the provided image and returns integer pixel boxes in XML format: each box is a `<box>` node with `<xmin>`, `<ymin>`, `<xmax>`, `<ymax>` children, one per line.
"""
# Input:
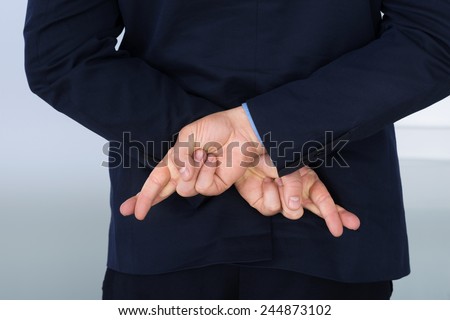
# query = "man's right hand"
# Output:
<box><xmin>233</xmin><ymin>155</ymin><xmax>360</xmax><ymax>237</ymax></box>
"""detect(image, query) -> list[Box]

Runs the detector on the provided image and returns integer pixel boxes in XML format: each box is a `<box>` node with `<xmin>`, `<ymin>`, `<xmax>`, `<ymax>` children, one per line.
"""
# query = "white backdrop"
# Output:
<box><xmin>396</xmin><ymin>100</ymin><xmax>450</xmax><ymax>160</ymax></box>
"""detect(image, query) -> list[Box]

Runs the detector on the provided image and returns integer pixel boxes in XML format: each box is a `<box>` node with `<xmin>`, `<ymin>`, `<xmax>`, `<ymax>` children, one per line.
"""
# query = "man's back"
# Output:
<box><xmin>25</xmin><ymin>0</ymin><xmax>450</xmax><ymax>283</ymax></box>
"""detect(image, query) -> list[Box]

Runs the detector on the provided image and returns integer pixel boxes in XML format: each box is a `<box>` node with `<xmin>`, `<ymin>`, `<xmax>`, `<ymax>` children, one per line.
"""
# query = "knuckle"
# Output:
<box><xmin>315</xmin><ymin>193</ymin><xmax>332</xmax><ymax>205</ymax></box>
<box><xmin>266</xmin><ymin>202</ymin><xmax>281</xmax><ymax>214</ymax></box>
<box><xmin>149</xmin><ymin>174</ymin><xmax>164</xmax><ymax>187</ymax></box>
<box><xmin>166</xmin><ymin>148</ymin><xmax>175</xmax><ymax>160</ymax></box>
<box><xmin>178</xmin><ymin>126</ymin><xmax>188</xmax><ymax>138</ymax></box>
<box><xmin>283</xmin><ymin>209</ymin><xmax>304</xmax><ymax>220</ymax></box>
<box><xmin>168</xmin><ymin>178</ymin><xmax>178</xmax><ymax>189</ymax></box>
<box><xmin>282</xmin><ymin>176</ymin><xmax>302</xmax><ymax>187</ymax></box>
<box><xmin>195</xmin><ymin>182</ymin><xmax>209</xmax><ymax>194</ymax></box>
<box><xmin>178</xmin><ymin>125</ymin><xmax>194</xmax><ymax>140</ymax></box>
<box><xmin>258</xmin><ymin>203</ymin><xmax>279</xmax><ymax>216</ymax></box>
<box><xmin>176</xmin><ymin>185</ymin><xmax>194</xmax><ymax>198</ymax></box>
<box><xmin>204</xmin><ymin>186</ymin><xmax>222</xmax><ymax>196</ymax></box>
<box><xmin>260</xmin><ymin>209</ymin><xmax>277</xmax><ymax>216</ymax></box>
<box><xmin>253</xmin><ymin>203</ymin><xmax>277</xmax><ymax>216</ymax></box>
<box><xmin>210</xmin><ymin>190</ymin><xmax>222</xmax><ymax>196</ymax></box>
<box><xmin>307</xmin><ymin>170</ymin><xmax>318</xmax><ymax>179</ymax></box>
<box><xmin>301</xmin><ymin>166</ymin><xmax>316</xmax><ymax>177</ymax></box>
<box><xmin>196</xmin><ymin>184</ymin><xmax>221</xmax><ymax>196</ymax></box>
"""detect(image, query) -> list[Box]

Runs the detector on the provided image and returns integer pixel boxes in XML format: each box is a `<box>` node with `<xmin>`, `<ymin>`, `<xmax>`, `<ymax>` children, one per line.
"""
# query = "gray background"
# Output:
<box><xmin>1</xmin><ymin>2</ymin><xmax>449</xmax><ymax>299</ymax></box>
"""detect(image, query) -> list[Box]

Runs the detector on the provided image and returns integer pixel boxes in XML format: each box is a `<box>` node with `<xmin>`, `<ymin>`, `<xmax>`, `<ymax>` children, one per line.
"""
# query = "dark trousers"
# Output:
<box><xmin>102</xmin><ymin>265</ymin><xmax>393</xmax><ymax>300</ymax></box>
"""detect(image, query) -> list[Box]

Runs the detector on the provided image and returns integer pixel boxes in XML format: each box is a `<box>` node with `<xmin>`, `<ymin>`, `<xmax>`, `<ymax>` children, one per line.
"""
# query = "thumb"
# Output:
<box><xmin>120</xmin><ymin>194</ymin><xmax>138</xmax><ymax>216</ymax></box>
<box><xmin>277</xmin><ymin>170</ymin><xmax>304</xmax><ymax>220</ymax></box>
<box><xmin>248</xmin><ymin>153</ymin><xmax>278</xmax><ymax>179</ymax></box>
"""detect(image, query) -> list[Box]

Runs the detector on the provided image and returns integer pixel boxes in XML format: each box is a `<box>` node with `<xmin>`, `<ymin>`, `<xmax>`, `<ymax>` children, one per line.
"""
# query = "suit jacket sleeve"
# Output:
<box><xmin>246</xmin><ymin>0</ymin><xmax>450</xmax><ymax>176</ymax></box>
<box><xmin>24</xmin><ymin>0</ymin><xmax>221</xmax><ymax>165</ymax></box>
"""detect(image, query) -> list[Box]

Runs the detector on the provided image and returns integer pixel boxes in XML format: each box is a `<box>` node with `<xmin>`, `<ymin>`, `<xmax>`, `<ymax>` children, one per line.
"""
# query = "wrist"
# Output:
<box><xmin>226</xmin><ymin>106</ymin><xmax>265</xmax><ymax>155</ymax></box>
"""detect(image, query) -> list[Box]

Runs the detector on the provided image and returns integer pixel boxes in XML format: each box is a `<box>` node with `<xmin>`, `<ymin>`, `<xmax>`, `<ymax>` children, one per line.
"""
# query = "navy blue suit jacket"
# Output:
<box><xmin>24</xmin><ymin>0</ymin><xmax>450</xmax><ymax>282</ymax></box>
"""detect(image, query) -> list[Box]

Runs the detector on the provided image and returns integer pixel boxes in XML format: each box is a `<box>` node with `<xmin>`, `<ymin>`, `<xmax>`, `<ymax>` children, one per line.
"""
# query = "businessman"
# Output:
<box><xmin>25</xmin><ymin>0</ymin><xmax>450</xmax><ymax>299</ymax></box>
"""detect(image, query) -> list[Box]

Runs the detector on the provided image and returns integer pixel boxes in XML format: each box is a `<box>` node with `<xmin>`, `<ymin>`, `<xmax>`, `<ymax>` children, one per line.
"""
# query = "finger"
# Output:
<box><xmin>300</xmin><ymin>167</ymin><xmax>345</xmax><ymax>237</ymax></box>
<box><xmin>120</xmin><ymin>194</ymin><xmax>137</xmax><ymax>216</ymax></box>
<box><xmin>235</xmin><ymin>169</ymin><xmax>281</xmax><ymax>216</ymax></box>
<box><xmin>300</xmin><ymin>168</ymin><xmax>360</xmax><ymax>234</ymax></box>
<box><xmin>277</xmin><ymin>171</ymin><xmax>304</xmax><ymax>220</ymax></box>
<box><xmin>121</xmin><ymin>192</ymin><xmax>175</xmax><ymax>218</ymax></box>
<box><xmin>121</xmin><ymin>182</ymin><xmax>177</xmax><ymax>218</ymax></box>
<box><xmin>336</xmin><ymin>205</ymin><xmax>361</xmax><ymax>231</ymax></box>
<box><xmin>251</xmin><ymin>154</ymin><xmax>278</xmax><ymax>179</ymax></box>
<box><xmin>299</xmin><ymin>165</ymin><xmax>313</xmax><ymax>177</ymax></box>
<box><xmin>176</xmin><ymin>149</ymin><xmax>206</xmax><ymax>197</ymax></box>
<box><xmin>252</xmin><ymin>155</ymin><xmax>281</xmax><ymax>214</ymax></box>
<box><xmin>261</xmin><ymin>178</ymin><xmax>282</xmax><ymax>215</ymax></box>
<box><xmin>234</xmin><ymin>168</ymin><xmax>262</xmax><ymax>209</ymax></box>
<box><xmin>195</xmin><ymin>154</ymin><xmax>221</xmax><ymax>195</ymax></box>
<box><xmin>134</xmin><ymin>157</ymin><xmax>174</xmax><ymax>220</ymax></box>
<box><xmin>172</xmin><ymin>129</ymin><xmax>197</xmax><ymax>182</ymax></box>
<box><xmin>235</xmin><ymin>169</ymin><xmax>264</xmax><ymax>213</ymax></box>
<box><xmin>308</xmin><ymin>179</ymin><xmax>343</xmax><ymax>237</ymax></box>
<box><xmin>302</xmin><ymin>202</ymin><xmax>361</xmax><ymax>235</ymax></box>
<box><xmin>236</xmin><ymin>154</ymin><xmax>280</xmax><ymax>215</ymax></box>
<box><xmin>240</xmin><ymin>154</ymin><xmax>280</xmax><ymax>214</ymax></box>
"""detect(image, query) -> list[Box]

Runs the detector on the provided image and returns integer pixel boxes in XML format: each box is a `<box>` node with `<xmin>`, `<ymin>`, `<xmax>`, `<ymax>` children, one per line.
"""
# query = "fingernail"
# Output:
<box><xmin>289</xmin><ymin>196</ymin><xmax>301</xmax><ymax>210</ymax></box>
<box><xmin>275</xmin><ymin>178</ymin><xmax>283</xmax><ymax>187</ymax></box>
<box><xmin>207</xmin><ymin>155</ymin><xmax>216</xmax><ymax>164</ymax></box>
<box><xmin>179</xmin><ymin>167</ymin><xmax>189</xmax><ymax>178</ymax></box>
<box><xmin>194</xmin><ymin>149</ymin><xmax>204</xmax><ymax>162</ymax></box>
